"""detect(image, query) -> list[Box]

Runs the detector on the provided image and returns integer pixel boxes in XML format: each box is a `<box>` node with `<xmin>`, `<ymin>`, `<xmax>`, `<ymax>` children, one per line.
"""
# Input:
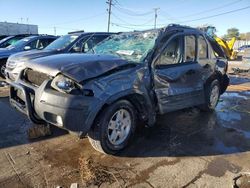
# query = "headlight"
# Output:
<box><xmin>6</xmin><ymin>59</ymin><xmax>16</xmax><ymax>69</ymax></box>
<box><xmin>6</xmin><ymin>59</ymin><xmax>24</xmax><ymax>69</ymax></box>
<box><xmin>51</xmin><ymin>74</ymin><xmax>78</xmax><ymax>93</ymax></box>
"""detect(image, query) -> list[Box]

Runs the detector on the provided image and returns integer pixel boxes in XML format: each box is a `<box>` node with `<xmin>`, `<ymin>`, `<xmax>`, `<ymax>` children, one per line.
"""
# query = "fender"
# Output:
<box><xmin>85</xmin><ymin>89</ymin><xmax>156</xmax><ymax>134</ymax></box>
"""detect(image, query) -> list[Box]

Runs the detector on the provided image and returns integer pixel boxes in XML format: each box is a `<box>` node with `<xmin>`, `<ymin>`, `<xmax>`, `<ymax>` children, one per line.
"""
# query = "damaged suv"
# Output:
<box><xmin>9</xmin><ymin>25</ymin><xmax>229</xmax><ymax>154</ymax></box>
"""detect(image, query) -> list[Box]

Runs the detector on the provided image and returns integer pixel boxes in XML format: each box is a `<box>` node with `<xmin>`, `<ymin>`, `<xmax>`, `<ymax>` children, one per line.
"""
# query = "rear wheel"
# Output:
<box><xmin>88</xmin><ymin>100</ymin><xmax>137</xmax><ymax>154</ymax></box>
<box><xmin>201</xmin><ymin>79</ymin><xmax>220</xmax><ymax>111</ymax></box>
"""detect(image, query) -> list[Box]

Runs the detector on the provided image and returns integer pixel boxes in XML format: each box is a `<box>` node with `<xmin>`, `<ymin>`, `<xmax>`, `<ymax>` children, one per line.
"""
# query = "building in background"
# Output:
<box><xmin>0</xmin><ymin>22</ymin><xmax>38</xmax><ymax>36</ymax></box>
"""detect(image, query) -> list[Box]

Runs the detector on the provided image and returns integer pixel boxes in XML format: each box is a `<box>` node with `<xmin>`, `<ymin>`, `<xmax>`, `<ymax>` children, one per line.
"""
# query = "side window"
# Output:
<box><xmin>198</xmin><ymin>36</ymin><xmax>208</xmax><ymax>59</ymax></box>
<box><xmin>48</xmin><ymin>38</ymin><xmax>56</xmax><ymax>43</ymax></box>
<box><xmin>27</xmin><ymin>39</ymin><xmax>38</xmax><ymax>49</ymax></box>
<box><xmin>184</xmin><ymin>35</ymin><xmax>196</xmax><ymax>62</ymax></box>
<box><xmin>93</xmin><ymin>35</ymin><xmax>109</xmax><ymax>45</ymax></box>
<box><xmin>84</xmin><ymin>35</ymin><xmax>109</xmax><ymax>52</ymax></box>
<box><xmin>156</xmin><ymin>36</ymin><xmax>182</xmax><ymax>66</ymax></box>
<box><xmin>36</xmin><ymin>38</ymin><xmax>54</xmax><ymax>49</ymax></box>
<box><xmin>37</xmin><ymin>39</ymin><xmax>47</xmax><ymax>49</ymax></box>
<box><xmin>70</xmin><ymin>37</ymin><xmax>86</xmax><ymax>53</ymax></box>
<box><xmin>70</xmin><ymin>35</ymin><xmax>109</xmax><ymax>53</ymax></box>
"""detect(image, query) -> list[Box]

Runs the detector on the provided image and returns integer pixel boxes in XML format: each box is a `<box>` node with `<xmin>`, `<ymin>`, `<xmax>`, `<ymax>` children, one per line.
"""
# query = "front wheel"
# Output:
<box><xmin>201</xmin><ymin>79</ymin><xmax>220</xmax><ymax>111</ymax></box>
<box><xmin>0</xmin><ymin>64</ymin><xmax>6</xmax><ymax>79</ymax></box>
<box><xmin>88</xmin><ymin>100</ymin><xmax>137</xmax><ymax>154</ymax></box>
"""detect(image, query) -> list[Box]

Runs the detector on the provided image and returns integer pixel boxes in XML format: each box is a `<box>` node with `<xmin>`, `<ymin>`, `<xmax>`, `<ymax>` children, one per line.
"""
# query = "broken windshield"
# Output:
<box><xmin>91</xmin><ymin>30</ymin><xmax>159</xmax><ymax>63</ymax></box>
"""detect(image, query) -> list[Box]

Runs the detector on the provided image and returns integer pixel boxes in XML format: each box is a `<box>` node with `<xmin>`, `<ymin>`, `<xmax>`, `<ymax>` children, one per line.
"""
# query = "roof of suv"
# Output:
<box><xmin>25</xmin><ymin>35</ymin><xmax>57</xmax><ymax>39</ymax></box>
<box><xmin>68</xmin><ymin>32</ymin><xmax>117</xmax><ymax>37</ymax></box>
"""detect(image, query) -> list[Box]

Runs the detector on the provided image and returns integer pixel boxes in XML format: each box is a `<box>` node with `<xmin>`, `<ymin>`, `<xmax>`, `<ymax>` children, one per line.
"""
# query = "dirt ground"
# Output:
<box><xmin>0</xmin><ymin>61</ymin><xmax>250</xmax><ymax>188</ymax></box>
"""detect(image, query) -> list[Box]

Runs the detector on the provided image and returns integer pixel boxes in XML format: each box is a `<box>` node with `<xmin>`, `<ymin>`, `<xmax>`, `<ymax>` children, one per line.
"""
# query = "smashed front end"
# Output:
<box><xmin>9</xmin><ymin>67</ymin><xmax>102</xmax><ymax>136</ymax></box>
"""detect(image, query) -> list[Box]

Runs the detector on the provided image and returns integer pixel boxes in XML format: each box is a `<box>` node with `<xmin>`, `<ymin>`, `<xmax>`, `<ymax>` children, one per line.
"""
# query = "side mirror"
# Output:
<box><xmin>24</xmin><ymin>46</ymin><xmax>31</xmax><ymax>51</ymax></box>
<box><xmin>72</xmin><ymin>46</ymin><xmax>81</xmax><ymax>52</ymax></box>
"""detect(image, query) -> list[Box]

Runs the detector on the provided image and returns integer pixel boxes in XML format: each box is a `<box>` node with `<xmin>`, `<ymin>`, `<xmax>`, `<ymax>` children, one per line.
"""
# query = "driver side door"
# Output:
<box><xmin>153</xmin><ymin>34</ymin><xmax>204</xmax><ymax>113</ymax></box>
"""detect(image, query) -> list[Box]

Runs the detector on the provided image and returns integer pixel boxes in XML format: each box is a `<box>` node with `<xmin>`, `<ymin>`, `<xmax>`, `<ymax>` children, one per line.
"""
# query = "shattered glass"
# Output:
<box><xmin>91</xmin><ymin>30</ymin><xmax>160</xmax><ymax>63</ymax></box>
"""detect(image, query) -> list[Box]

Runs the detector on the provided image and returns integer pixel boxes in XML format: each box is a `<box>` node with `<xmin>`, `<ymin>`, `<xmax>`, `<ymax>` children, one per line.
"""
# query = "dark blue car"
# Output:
<box><xmin>5</xmin><ymin>32</ymin><xmax>115</xmax><ymax>81</ymax></box>
<box><xmin>0</xmin><ymin>35</ymin><xmax>57</xmax><ymax>77</ymax></box>
<box><xmin>0</xmin><ymin>34</ymin><xmax>31</xmax><ymax>48</ymax></box>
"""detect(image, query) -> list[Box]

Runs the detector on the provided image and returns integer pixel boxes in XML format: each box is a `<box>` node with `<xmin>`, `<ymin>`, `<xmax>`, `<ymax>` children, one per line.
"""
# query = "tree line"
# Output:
<box><xmin>223</xmin><ymin>28</ymin><xmax>250</xmax><ymax>40</ymax></box>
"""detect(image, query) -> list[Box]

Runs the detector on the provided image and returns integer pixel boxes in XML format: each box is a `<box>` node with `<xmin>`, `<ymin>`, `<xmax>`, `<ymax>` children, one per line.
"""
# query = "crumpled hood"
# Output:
<box><xmin>25</xmin><ymin>53</ymin><xmax>131</xmax><ymax>82</ymax></box>
<box><xmin>9</xmin><ymin>49</ymin><xmax>58</xmax><ymax>62</ymax></box>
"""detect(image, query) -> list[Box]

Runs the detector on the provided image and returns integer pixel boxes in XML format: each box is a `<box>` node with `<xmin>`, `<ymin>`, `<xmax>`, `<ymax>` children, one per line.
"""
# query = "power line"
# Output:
<box><xmin>112</xmin><ymin>5</ymin><xmax>250</xmax><ymax>30</ymax></box>
<box><xmin>111</xmin><ymin>23</ymin><xmax>138</xmax><ymax>30</ymax></box>
<box><xmin>42</xmin><ymin>12</ymin><xmax>106</xmax><ymax>27</ymax></box>
<box><xmin>176</xmin><ymin>0</ymin><xmax>244</xmax><ymax>19</ymax></box>
<box><xmin>112</xmin><ymin>13</ymin><xmax>154</xmax><ymax>26</ymax></box>
<box><xmin>177</xmin><ymin>5</ymin><xmax>250</xmax><ymax>24</ymax></box>
<box><xmin>112</xmin><ymin>3</ymin><xmax>154</xmax><ymax>17</ymax></box>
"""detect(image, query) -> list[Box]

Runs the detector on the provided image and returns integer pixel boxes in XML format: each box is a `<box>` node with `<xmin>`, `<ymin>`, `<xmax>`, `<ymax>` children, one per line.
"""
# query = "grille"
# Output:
<box><xmin>23</xmin><ymin>69</ymin><xmax>50</xmax><ymax>86</ymax></box>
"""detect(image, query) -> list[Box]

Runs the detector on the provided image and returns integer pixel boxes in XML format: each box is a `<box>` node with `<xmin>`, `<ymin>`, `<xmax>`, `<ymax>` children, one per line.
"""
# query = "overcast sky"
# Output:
<box><xmin>0</xmin><ymin>0</ymin><xmax>249</xmax><ymax>36</ymax></box>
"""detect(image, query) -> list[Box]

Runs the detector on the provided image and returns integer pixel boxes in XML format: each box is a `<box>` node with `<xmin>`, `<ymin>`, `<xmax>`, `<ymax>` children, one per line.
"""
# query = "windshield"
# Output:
<box><xmin>91</xmin><ymin>30</ymin><xmax>159</xmax><ymax>63</ymax></box>
<box><xmin>7</xmin><ymin>38</ymin><xmax>31</xmax><ymax>49</ymax></box>
<box><xmin>0</xmin><ymin>36</ymin><xmax>23</xmax><ymax>48</ymax></box>
<box><xmin>45</xmin><ymin>35</ymin><xmax>79</xmax><ymax>51</ymax></box>
<box><xmin>0</xmin><ymin>36</ymin><xmax>12</xmax><ymax>44</ymax></box>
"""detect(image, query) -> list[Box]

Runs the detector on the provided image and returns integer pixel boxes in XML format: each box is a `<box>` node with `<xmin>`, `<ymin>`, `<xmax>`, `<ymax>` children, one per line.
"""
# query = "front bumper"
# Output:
<box><xmin>9</xmin><ymin>80</ymin><xmax>100</xmax><ymax>135</ymax></box>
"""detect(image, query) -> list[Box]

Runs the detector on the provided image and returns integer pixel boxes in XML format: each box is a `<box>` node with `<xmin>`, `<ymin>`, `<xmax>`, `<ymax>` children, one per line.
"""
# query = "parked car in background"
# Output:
<box><xmin>5</xmin><ymin>32</ymin><xmax>115</xmax><ymax>81</ymax></box>
<box><xmin>0</xmin><ymin>35</ymin><xmax>9</xmax><ymax>40</ymax></box>
<box><xmin>237</xmin><ymin>45</ymin><xmax>250</xmax><ymax>53</ymax></box>
<box><xmin>9</xmin><ymin>24</ymin><xmax>229</xmax><ymax>154</ymax></box>
<box><xmin>0</xmin><ymin>35</ymin><xmax>57</xmax><ymax>78</ymax></box>
<box><xmin>0</xmin><ymin>34</ymin><xmax>31</xmax><ymax>48</ymax></box>
<box><xmin>243</xmin><ymin>48</ymin><xmax>250</xmax><ymax>63</ymax></box>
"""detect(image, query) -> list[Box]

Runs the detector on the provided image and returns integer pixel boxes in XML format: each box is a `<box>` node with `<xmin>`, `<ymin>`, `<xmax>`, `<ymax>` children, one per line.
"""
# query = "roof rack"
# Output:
<box><xmin>37</xmin><ymin>34</ymin><xmax>57</xmax><ymax>37</ymax></box>
<box><xmin>68</xmin><ymin>30</ymin><xmax>85</xmax><ymax>34</ymax></box>
<box><xmin>167</xmin><ymin>23</ymin><xmax>195</xmax><ymax>30</ymax></box>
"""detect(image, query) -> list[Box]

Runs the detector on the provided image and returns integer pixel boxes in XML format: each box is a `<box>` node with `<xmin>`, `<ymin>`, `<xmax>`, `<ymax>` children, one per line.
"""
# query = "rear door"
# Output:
<box><xmin>152</xmin><ymin>33</ymin><xmax>204</xmax><ymax>113</ymax></box>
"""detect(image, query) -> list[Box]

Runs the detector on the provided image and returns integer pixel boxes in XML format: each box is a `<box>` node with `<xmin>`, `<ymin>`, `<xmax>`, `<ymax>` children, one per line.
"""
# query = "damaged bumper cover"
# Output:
<box><xmin>9</xmin><ymin>79</ymin><xmax>101</xmax><ymax>135</ymax></box>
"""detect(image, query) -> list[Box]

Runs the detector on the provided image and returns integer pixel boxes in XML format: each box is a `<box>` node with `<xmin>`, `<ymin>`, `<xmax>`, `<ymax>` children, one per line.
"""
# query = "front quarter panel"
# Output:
<box><xmin>83</xmin><ymin>65</ymin><xmax>155</xmax><ymax>130</ymax></box>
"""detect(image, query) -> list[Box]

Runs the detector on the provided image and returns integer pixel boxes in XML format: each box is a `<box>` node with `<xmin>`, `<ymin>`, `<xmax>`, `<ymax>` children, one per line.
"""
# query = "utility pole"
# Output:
<box><xmin>153</xmin><ymin>8</ymin><xmax>160</xmax><ymax>29</ymax></box>
<box><xmin>54</xmin><ymin>27</ymin><xmax>57</xmax><ymax>36</ymax></box>
<box><xmin>26</xmin><ymin>18</ymin><xmax>30</xmax><ymax>34</ymax></box>
<box><xmin>107</xmin><ymin>0</ymin><xmax>112</xmax><ymax>32</ymax></box>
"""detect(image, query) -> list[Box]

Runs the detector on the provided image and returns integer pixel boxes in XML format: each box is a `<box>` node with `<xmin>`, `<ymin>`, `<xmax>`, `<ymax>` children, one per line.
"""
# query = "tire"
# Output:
<box><xmin>0</xmin><ymin>59</ymin><xmax>7</xmax><ymax>79</ymax></box>
<box><xmin>88</xmin><ymin>100</ymin><xmax>137</xmax><ymax>154</ymax></box>
<box><xmin>0</xmin><ymin>64</ymin><xmax>6</xmax><ymax>79</ymax></box>
<box><xmin>201</xmin><ymin>79</ymin><xmax>220</xmax><ymax>111</ymax></box>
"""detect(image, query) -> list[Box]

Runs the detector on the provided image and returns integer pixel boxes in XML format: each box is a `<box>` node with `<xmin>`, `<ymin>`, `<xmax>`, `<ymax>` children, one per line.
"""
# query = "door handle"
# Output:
<box><xmin>185</xmin><ymin>69</ymin><xmax>195</xmax><ymax>75</ymax></box>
